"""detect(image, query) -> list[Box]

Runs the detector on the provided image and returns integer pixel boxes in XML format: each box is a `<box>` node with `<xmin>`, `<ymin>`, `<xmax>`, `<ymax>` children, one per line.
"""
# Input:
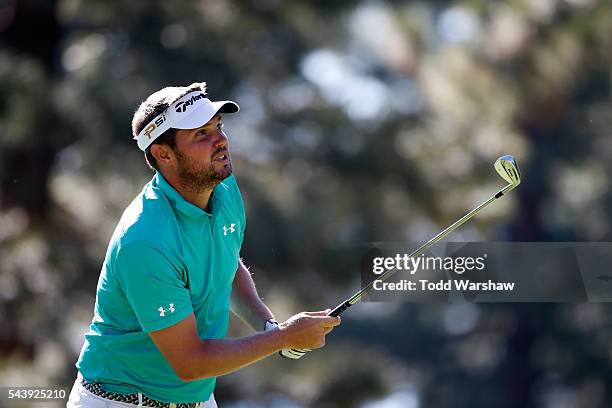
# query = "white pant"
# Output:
<box><xmin>66</xmin><ymin>375</ymin><xmax>217</xmax><ymax>408</ymax></box>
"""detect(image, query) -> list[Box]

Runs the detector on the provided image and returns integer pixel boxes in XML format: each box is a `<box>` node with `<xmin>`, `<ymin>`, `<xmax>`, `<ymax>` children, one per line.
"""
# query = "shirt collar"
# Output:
<box><xmin>152</xmin><ymin>172</ymin><xmax>227</xmax><ymax>219</ymax></box>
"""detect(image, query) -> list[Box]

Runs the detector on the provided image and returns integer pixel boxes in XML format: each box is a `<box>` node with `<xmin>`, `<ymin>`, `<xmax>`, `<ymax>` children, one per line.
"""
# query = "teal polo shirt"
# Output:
<box><xmin>76</xmin><ymin>172</ymin><xmax>245</xmax><ymax>403</ymax></box>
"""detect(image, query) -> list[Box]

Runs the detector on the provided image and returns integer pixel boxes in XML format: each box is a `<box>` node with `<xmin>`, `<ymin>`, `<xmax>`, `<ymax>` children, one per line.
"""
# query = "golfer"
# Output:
<box><xmin>67</xmin><ymin>82</ymin><xmax>341</xmax><ymax>408</ymax></box>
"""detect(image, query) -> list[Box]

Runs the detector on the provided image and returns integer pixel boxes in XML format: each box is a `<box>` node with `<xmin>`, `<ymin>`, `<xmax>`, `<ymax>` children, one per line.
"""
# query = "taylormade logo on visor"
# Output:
<box><xmin>174</xmin><ymin>93</ymin><xmax>206</xmax><ymax>113</ymax></box>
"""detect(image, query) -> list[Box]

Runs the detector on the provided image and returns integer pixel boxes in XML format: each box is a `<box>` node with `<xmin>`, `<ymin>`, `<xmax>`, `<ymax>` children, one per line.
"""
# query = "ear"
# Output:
<box><xmin>150</xmin><ymin>144</ymin><xmax>175</xmax><ymax>168</ymax></box>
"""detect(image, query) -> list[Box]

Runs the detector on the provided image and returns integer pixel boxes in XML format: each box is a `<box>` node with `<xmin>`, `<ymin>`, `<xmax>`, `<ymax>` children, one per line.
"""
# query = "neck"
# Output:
<box><xmin>178</xmin><ymin>186</ymin><xmax>214</xmax><ymax>211</ymax></box>
<box><xmin>161</xmin><ymin>171</ymin><xmax>214</xmax><ymax>211</ymax></box>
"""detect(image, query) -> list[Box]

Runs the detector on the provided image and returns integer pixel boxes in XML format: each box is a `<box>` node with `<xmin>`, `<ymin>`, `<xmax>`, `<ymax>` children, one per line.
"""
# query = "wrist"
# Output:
<box><xmin>263</xmin><ymin>322</ymin><xmax>291</xmax><ymax>351</ymax></box>
<box><xmin>263</xmin><ymin>319</ymin><xmax>279</xmax><ymax>332</ymax></box>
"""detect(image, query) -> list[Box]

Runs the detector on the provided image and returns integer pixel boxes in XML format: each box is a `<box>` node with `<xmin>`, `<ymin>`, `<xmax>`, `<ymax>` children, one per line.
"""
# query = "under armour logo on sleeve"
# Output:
<box><xmin>158</xmin><ymin>303</ymin><xmax>175</xmax><ymax>317</ymax></box>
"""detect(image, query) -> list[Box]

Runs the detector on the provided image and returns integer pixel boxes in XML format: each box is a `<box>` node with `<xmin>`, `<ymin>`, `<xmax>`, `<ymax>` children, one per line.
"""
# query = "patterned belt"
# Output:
<box><xmin>80</xmin><ymin>377</ymin><xmax>200</xmax><ymax>408</ymax></box>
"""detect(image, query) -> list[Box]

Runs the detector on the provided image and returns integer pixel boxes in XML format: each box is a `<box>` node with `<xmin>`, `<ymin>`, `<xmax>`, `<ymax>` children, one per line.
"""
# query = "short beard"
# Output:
<box><xmin>174</xmin><ymin>149</ymin><xmax>232</xmax><ymax>194</ymax></box>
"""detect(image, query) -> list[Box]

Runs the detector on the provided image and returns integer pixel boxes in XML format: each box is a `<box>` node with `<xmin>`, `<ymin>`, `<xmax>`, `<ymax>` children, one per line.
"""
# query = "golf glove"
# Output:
<box><xmin>264</xmin><ymin>319</ymin><xmax>310</xmax><ymax>359</ymax></box>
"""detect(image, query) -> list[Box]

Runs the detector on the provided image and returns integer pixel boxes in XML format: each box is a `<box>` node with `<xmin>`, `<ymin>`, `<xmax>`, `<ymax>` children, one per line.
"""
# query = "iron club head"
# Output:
<box><xmin>494</xmin><ymin>155</ymin><xmax>521</xmax><ymax>186</ymax></box>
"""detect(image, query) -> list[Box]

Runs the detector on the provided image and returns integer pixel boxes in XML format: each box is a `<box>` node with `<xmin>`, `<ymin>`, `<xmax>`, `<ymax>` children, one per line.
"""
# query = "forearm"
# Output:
<box><xmin>181</xmin><ymin>330</ymin><xmax>285</xmax><ymax>381</ymax></box>
<box><xmin>150</xmin><ymin>312</ymin><xmax>340</xmax><ymax>381</ymax></box>
<box><xmin>231</xmin><ymin>259</ymin><xmax>274</xmax><ymax>331</ymax></box>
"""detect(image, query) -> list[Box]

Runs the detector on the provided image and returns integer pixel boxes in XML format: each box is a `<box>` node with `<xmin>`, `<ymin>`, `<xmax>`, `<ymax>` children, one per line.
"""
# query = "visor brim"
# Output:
<box><xmin>172</xmin><ymin>100</ymin><xmax>239</xmax><ymax>130</ymax></box>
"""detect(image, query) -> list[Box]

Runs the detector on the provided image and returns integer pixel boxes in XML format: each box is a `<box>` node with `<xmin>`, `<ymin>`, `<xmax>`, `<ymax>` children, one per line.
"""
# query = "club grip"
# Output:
<box><xmin>327</xmin><ymin>301</ymin><xmax>352</xmax><ymax>317</ymax></box>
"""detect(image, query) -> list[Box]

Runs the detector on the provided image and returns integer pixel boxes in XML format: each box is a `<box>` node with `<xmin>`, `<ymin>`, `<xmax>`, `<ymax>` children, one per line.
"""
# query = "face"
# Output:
<box><xmin>169</xmin><ymin>114</ymin><xmax>232</xmax><ymax>192</ymax></box>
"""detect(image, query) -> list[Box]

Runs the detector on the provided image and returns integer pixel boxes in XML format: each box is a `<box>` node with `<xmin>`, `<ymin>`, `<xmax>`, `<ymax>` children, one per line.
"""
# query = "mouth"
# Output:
<box><xmin>213</xmin><ymin>152</ymin><xmax>230</xmax><ymax>163</ymax></box>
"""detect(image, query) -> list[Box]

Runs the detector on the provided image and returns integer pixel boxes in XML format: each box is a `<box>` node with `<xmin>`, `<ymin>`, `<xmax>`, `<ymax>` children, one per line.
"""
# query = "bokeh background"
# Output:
<box><xmin>1</xmin><ymin>0</ymin><xmax>612</xmax><ymax>407</ymax></box>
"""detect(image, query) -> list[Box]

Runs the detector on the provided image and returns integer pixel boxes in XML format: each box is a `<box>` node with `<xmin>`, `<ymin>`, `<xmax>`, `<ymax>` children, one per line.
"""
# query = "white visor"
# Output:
<box><xmin>136</xmin><ymin>91</ymin><xmax>239</xmax><ymax>151</ymax></box>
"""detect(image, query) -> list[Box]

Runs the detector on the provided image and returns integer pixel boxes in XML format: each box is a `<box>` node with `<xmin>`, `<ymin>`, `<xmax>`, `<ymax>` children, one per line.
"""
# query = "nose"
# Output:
<box><xmin>213</xmin><ymin>128</ymin><xmax>229</xmax><ymax>149</ymax></box>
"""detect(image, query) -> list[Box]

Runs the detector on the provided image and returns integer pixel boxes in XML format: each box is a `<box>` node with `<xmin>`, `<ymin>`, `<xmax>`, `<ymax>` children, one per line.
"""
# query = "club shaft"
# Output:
<box><xmin>328</xmin><ymin>183</ymin><xmax>515</xmax><ymax>317</ymax></box>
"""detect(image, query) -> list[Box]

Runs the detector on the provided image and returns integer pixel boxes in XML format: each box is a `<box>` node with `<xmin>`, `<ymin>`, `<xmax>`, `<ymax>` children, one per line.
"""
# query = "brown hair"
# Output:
<box><xmin>131</xmin><ymin>82</ymin><xmax>207</xmax><ymax>171</ymax></box>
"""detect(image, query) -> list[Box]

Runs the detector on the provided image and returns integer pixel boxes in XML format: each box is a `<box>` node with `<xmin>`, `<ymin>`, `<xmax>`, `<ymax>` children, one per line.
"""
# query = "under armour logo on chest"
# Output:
<box><xmin>158</xmin><ymin>303</ymin><xmax>175</xmax><ymax>317</ymax></box>
<box><xmin>223</xmin><ymin>223</ymin><xmax>236</xmax><ymax>235</ymax></box>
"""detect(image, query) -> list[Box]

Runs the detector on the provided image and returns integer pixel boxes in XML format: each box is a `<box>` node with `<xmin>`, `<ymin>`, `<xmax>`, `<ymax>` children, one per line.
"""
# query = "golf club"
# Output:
<box><xmin>328</xmin><ymin>154</ymin><xmax>522</xmax><ymax>317</ymax></box>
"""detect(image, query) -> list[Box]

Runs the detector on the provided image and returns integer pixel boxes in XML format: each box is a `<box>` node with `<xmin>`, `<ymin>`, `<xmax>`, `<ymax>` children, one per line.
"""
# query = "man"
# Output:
<box><xmin>67</xmin><ymin>82</ymin><xmax>341</xmax><ymax>408</ymax></box>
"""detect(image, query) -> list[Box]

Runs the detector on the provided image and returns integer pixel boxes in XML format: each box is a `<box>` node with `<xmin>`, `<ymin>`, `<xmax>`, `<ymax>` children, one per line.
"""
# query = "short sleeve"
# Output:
<box><xmin>115</xmin><ymin>241</ymin><xmax>193</xmax><ymax>332</ymax></box>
